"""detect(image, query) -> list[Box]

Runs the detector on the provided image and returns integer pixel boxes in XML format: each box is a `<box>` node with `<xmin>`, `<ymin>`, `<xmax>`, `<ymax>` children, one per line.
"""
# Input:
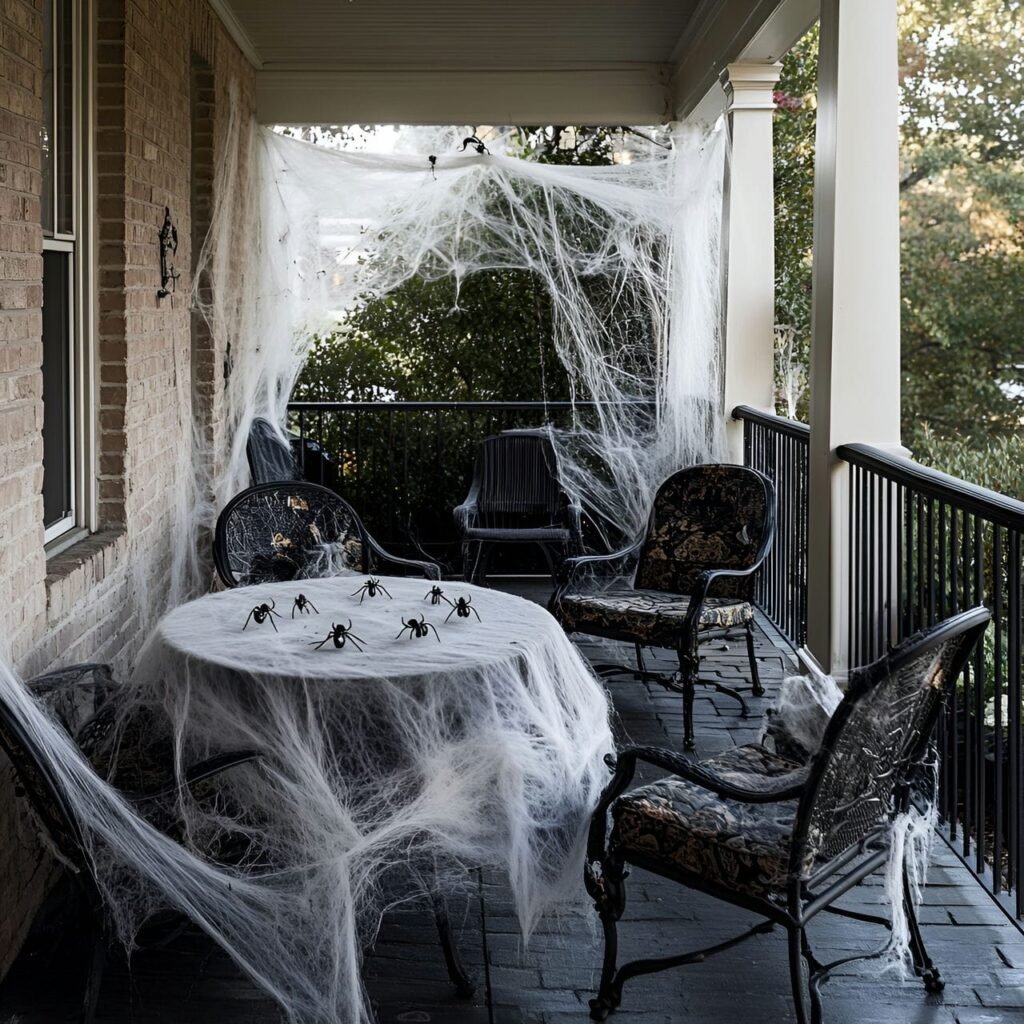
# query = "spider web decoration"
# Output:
<box><xmin>171</xmin><ymin>86</ymin><xmax>728</xmax><ymax>603</ymax></box>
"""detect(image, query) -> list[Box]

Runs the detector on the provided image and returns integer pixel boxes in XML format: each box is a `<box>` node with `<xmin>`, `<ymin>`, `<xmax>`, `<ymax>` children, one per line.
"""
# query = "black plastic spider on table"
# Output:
<box><xmin>310</xmin><ymin>621</ymin><xmax>365</xmax><ymax>651</ymax></box>
<box><xmin>396</xmin><ymin>616</ymin><xmax>440</xmax><ymax>642</ymax></box>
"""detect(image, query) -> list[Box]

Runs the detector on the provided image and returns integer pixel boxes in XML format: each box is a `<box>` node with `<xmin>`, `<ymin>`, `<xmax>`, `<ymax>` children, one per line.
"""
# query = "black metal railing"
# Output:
<box><xmin>286</xmin><ymin>400</ymin><xmax>634</xmax><ymax>571</ymax></box>
<box><xmin>733</xmin><ymin>406</ymin><xmax>810</xmax><ymax>647</ymax></box>
<box><xmin>839</xmin><ymin>442</ymin><xmax>1024</xmax><ymax>919</ymax></box>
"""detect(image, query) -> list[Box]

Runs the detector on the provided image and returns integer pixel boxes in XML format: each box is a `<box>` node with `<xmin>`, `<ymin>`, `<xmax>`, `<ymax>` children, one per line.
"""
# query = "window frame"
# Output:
<box><xmin>41</xmin><ymin>0</ymin><xmax>95</xmax><ymax>550</ymax></box>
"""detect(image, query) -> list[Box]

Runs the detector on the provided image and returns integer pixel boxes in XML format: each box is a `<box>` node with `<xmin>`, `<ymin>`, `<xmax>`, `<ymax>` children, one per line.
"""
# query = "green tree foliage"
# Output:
<box><xmin>772</xmin><ymin>27</ymin><xmax>818</xmax><ymax>421</ymax></box>
<box><xmin>773</xmin><ymin>3</ymin><xmax>1024</xmax><ymax>479</ymax></box>
<box><xmin>898</xmin><ymin>0</ymin><xmax>1024</xmax><ymax>446</ymax></box>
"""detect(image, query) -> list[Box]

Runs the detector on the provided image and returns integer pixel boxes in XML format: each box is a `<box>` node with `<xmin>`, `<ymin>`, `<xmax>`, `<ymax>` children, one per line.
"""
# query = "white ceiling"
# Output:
<box><xmin>210</xmin><ymin>0</ymin><xmax>818</xmax><ymax>124</ymax></box>
<box><xmin>217</xmin><ymin>0</ymin><xmax>701</xmax><ymax>70</ymax></box>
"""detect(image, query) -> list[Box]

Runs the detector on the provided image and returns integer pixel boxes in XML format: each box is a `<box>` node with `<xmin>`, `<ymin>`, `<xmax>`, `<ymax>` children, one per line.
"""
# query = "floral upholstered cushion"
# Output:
<box><xmin>556</xmin><ymin>586</ymin><xmax>752</xmax><ymax>647</ymax></box>
<box><xmin>610</xmin><ymin>745</ymin><xmax>808</xmax><ymax>900</ymax></box>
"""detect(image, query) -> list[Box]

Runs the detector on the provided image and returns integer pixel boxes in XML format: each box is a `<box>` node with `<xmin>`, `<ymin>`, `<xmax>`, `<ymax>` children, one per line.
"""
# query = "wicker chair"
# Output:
<box><xmin>454</xmin><ymin>430</ymin><xmax>583</xmax><ymax>584</ymax></box>
<box><xmin>15</xmin><ymin>665</ymin><xmax>476</xmax><ymax>1015</ymax></box>
<box><xmin>6</xmin><ymin>664</ymin><xmax>261</xmax><ymax>1024</ymax></box>
<box><xmin>551</xmin><ymin>464</ymin><xmax>775</xmax><ymax>750</ymax></box>
<box><xmin>213</xmin><ymin>481</ymin><xmax>440</xmax><ymax>588</ymax></box>
<box><xmin>584</xmin><ymin>606</ymin><xmax>990</xmax><ymax>1024</ymax></box>
<box><xmin>246</xmin><ymin>417</ymin><xmax>303</xmax><ymax>485</ymax></box>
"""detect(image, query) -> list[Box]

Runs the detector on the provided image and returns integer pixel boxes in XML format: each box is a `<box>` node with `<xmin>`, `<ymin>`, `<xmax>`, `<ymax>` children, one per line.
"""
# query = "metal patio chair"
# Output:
<box><xmin>246</xmin><ymin>417</ymin><xmax>304</xmax><ymax>485</ymax></box>
<box><xmin>4</xmin><ymin>665</ymin><xmax>261</xmax><ymax>1024</ymax></box>
<box><xmin>550</xmin><ymin>464</ymin><xmax>775</xmax><ymax>750</ymax></box>
<box><xmin>213</xmin><ymin>481</ymin><xmax>440</xmax><ymax>588</ymax></box>
<box><xmin>15</xmin><ymin>664</ymin><xmax>476</xmax><ymax>1016</ymax></box>
<box><xmin>583</xmin><ymin>606</ymin><xmax>990</xmax><ymax>1024</ymax></box>
<box><xmin>454</xmin><ymin>429</ymin><xmax>583</xmax><ymax>583</ymax></box>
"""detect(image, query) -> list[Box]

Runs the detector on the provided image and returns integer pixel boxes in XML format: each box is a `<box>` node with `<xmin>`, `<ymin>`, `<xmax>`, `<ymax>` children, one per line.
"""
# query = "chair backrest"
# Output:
<box><xmin>0</xmin><ymin>681</ymin><xmax>93</xmax><ymax>881</ymax></box>
<box><xmin>633</xmin><ymin>465</ymin><xmax>775</xmax><ymax>599</ymax></box>
<box><xmin>246</xmin><ymin>417</ymin><xmax>302</xmax><ymax>485</ymax></box>
<box><xmin>472</xmin><ymin>431</ymin><xmax>564</xmax><ymax>524</ymax></box>
<box><xmin>213</xmin><ymin>481</ymin><xmax>369</xmax><ymax>588</ymax></box>
<box><xmin>793</xmin><ymin>607</ymin><xmax>990</xmax><ymax>871</ymax></box>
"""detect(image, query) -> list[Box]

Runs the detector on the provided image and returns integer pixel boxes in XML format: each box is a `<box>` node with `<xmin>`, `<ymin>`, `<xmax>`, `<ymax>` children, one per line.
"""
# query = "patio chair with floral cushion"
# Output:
<box><xmin>550</xmin><ymin>464</ymin><xmax>775</xmax><ymax>750</ymax></box>
<box><xmin>213</xmin><ymin>481</ymin><xmax>440</xmax><ymax>588</ymax></box>
<box><xmin>583</xmin><ymin>606</ymin><xmax>990</xmax><ymax>1024</ymax></box>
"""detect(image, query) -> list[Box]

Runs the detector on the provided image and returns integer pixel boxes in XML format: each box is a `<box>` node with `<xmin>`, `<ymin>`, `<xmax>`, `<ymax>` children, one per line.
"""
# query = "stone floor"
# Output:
<box><xmin>2</xmin><ymin>577</ymin><xmax>1023</xmax><ymax>1023</ymax></box>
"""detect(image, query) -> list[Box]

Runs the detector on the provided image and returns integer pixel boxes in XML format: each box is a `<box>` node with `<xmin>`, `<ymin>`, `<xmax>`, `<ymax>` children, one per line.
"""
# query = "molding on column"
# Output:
<box><xmin>720</xmin><ymin>61</ymin><xmax>783</xmax><ymax>111</ymax></box>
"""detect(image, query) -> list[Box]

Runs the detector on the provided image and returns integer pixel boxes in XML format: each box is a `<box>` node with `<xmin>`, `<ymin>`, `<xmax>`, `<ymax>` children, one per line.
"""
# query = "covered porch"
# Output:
<box><xmin>2</xmin><ymin>595</ymin><xmax>1021</xmax><ymax>1023</ymax></box>
<box><xmin>1</xmin><ymin>0</ymin><xmax>1022</xmax><ymax>1020</ymax></box>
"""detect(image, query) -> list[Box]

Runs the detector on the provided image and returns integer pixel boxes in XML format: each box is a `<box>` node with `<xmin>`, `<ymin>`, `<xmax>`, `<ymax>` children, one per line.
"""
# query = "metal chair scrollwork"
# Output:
<box><xmin>584</xmin><ymin>606</ymin><xmax>990</xmax><ymax>1024</ymax></box>
<box><xmin>551</xmin><ymin>464</ymin><xmax>775</xmax><ymax>749</ymax></box>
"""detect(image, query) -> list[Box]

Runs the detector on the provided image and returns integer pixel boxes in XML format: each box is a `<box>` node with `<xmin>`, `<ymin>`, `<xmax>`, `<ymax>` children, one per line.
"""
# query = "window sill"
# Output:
<box><xmin>45</xmin><ymin>529</ymin><xmax>127</xmax><ymax>622</ymax></box>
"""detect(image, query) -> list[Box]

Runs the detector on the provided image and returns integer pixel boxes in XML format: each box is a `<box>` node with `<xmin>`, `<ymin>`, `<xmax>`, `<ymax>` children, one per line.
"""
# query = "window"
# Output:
<box><xmin>41</xmin><ymin>0</ymin><xmax>91</xmax><ymax>545</ymax></box>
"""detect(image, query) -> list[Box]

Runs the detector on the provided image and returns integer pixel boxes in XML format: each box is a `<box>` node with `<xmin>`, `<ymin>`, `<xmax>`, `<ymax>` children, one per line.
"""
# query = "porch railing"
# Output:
<box><xmin>839</xmin><ymin>442</ymin><xmax>1024</xmax><ymax>919</ymax></box>
<box><xmin>286</xmin><ymin>400</ymin><xmax>624</xmax><ymax>569</ymax></box>
<box><xmin>733</xmin><ymin>406</ymin><xmax>810</xmax><ymax>647</ymax></box>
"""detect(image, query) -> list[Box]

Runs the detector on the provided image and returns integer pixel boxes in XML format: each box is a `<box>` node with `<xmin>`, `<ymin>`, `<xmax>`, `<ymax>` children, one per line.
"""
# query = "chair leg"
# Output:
<box><xmin>676</xmin><ymin>648</ymin><xmax>699</xmax><ymax>751</ymax></box>
<box><xmin>589</xmin><ymin>852</ymin><xmax>627</xmax><ymax>1021</ymax></box>
<box><xmin>433</xmin><ymin>898</ymin><xmax>476</xmax><ymax>1000</ymax></box>
<box><xmin>787</xmin><ymin>925</ymin><xmax>815</xmax><ymax>1024</ymax></box>
<box><xmin>81</xmin><ymin>920</ymin><xmax>106</xmax><ymax>1024</ymax></box>
<box><xmin>746</xmin><ymin>623</ymin><xmax>765</xmax><ymax>697</ymax></box>
<box><xmin>903</xmin><ymin>863</ymin><xmax>944</xmax><ymax>993</ymax></box>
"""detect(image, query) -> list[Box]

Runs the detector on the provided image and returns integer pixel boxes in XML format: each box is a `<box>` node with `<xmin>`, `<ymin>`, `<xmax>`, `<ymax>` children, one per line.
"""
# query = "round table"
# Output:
<box><xmin>127</xmin><ymin>575</ymin><xmax>613</xmax><ymax>1023</ymax></box>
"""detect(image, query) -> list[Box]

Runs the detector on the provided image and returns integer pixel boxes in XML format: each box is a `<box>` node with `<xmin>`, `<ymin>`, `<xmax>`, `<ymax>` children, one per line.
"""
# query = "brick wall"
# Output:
<box><xmin>0</xmin><ymin>0</ymin><xmax>256</xmax><ymax>977</ymax></box>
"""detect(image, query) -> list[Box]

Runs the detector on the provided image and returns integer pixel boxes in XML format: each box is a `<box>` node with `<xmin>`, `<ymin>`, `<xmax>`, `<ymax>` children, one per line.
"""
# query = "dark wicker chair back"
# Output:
<box><xmin>794</xmin><ymin>606</ymin><xmax>990</xmax><ymax>868</ymax></box>
<box><xmin>473</xmin><ymin>431</ymin><xmax>564</xmax><ymax>527</ymax></box>
<box><xmin>634</xmin><ymin>464</ymin><xmax>774</xmax><ymax>600</ymax></box>
<box><xmin>246</xmin><ymin>417</ymin><xmax>302</xmax><ymax>485</ymax></box>
<box><xmin>213</xmin><ymin>481</ymin><xmax>369</xmax><ymax>587</ymax></box>
<box><xmin>0</xmin><ymin>683</ymin><xmax>94</xmax><ymax>882</ymax></box>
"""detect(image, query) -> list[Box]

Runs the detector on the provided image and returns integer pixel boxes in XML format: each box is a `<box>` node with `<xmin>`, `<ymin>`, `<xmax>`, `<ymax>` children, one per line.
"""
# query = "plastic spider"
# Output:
<box><xmin>444</xmin><ymin>595</ymin><xmax>481</xmax><ymax>623</ymax></box>
<box><xmin>351</xmin><ymin>576</ymin><xmax>392</xmax><ymax>603</ymax></box>
<box><xmin>424</xmin><ymin>585</ymin><xmax>446</xmax><ymax>605</ymax></box>
<box><xmin>395</xmin><ymin>616</ymin><xmax>440</xmax><ymax>642</ymax></box>
<box><xmin>292</xmin><ymin>593</ymin><xmax>319</xmax><ymax>618</ymax></box>
<box><xmin>310</xmin><ymin>620</ymin><xmax>365</xmax><ymax>651</ymax></box>
<box><xmin>242</xmin><ymin>600</ymin><xmax>282</xmax><ymax>632</ymax></box>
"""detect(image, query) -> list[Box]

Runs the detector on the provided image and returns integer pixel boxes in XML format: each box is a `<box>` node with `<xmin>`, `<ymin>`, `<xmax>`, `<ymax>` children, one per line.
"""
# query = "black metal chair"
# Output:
<box><xmin>5</xmin><ymin>665</ymin><xmax>261</xmax><ymax>1024</ymax></box>
<box><xmin>213</xmin><ymin>481</ymin><xmax>440</xmax><ymax>588</ymax></box>
<box><xmin>246</xmin><ymin>417</ymin><xmax>303</xmax><ymax>485</ymax></box>
<box><xmin>551</xmin><ymin>464</ymin><xmax>775</xmax><ymax>750</ymax></box>
<box><xmin>454</xmin><ymin>429</ymin><xmax>583</xmax><ymax>584</ymax></box>
<box><xmin>584</xmin><ymin>606</ymin><xmax>990</xmax><ymax>1024</ymax></box>
<box><xmin>15</xmin><ymin>664</ymin><xmax>477</xmax><ymax>1015</ymax></box>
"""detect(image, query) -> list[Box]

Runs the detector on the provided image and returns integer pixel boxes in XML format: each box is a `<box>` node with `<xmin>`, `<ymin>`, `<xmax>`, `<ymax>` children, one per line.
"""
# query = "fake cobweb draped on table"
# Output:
<box><xmin>173</xmin><ymin>94</ymin><xmax>728</xmax><ymax>603</ymax></box>
<box><xmin>7</xmin><ymin>579</ymin><xmax>613</xmax><ymax>1024</ymax></box>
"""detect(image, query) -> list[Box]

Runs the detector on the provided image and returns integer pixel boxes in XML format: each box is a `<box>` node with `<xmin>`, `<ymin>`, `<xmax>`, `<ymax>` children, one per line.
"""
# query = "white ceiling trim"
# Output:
<box><xmin>256</xmin><ymin>67</ymin><xmax>671</xmax><ymax>126</ymax></box>
<box><xmin>207</xmin><ymin>0</ymin><xmax>264</xmax><ymax>69</ymax></box>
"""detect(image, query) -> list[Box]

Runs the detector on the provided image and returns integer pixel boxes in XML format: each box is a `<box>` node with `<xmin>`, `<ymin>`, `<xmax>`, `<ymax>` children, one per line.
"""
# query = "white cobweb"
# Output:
<box><xmin>176</xmin><ymin>88</ymin><xmax>728</xmax><ymax>601</ymax></box>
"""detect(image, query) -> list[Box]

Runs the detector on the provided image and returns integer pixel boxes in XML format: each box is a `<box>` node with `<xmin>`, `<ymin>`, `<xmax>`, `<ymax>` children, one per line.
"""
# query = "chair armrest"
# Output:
<box><xmin>453</xmin><ymin>499</ymin><xmax>478</xmax><ymax>533</ymax></box>
<box><xmin>27</xmin><ymin>663</ymin><xmax>116</xmax><ymax>700</ymax></box>
<box><xmin>557</xmin><ymin>539</ymin><xmax>643</xmax><ymax>589</ymax></box>
<box><xmin>365</xmin><ymin>534</ymin><xmax>442</xmax><ymax>580</ymax></box>
<box><xmin>610</xmin><ymin>746</ymin><xmax>807</xmax><ymax>804</ymax></box>
<box><xmin>678</xmin><ymin>562</ymin><xmax>769</xmax><ymax>640</ymax></box>
<box><xmin>132</xmin><ymin>750</ymin><xmax>263</xmax><ymax>803</ymax></box>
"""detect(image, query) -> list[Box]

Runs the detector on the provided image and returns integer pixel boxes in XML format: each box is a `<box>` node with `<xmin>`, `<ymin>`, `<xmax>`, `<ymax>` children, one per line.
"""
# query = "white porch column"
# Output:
<box><xmin>805</xmin><ymin>0</ymin><xmax>904</xmax><ymax>675</ymax></box>
<box><xmin>720</xmin><ymin>62</ymin><xmax>782</xmax><ymax>463</ymax></box>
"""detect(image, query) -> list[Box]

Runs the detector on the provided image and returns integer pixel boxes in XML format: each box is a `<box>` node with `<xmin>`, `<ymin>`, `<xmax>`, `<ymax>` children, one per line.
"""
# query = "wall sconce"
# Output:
<box><xmin>157</xmin><ymin>206</ymin><xmax>180</xmax><ymax>298</ymax></box>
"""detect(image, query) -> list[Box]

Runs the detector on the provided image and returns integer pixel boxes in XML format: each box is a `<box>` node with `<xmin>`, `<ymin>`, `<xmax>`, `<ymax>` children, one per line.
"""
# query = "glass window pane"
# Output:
<box><xmin>40</xmin><ymin>0</ymin><xmax>54</xmax><ymax>235</ymax></box>
<box><xmin>55</xmin><ymin>0</ymin><xmax>74</xmax><ymax>235</ymax></box>
<box><xmin>42</xmin><ymin>249</ymin><xmax>73</xmax><ymax>530</ymax></box>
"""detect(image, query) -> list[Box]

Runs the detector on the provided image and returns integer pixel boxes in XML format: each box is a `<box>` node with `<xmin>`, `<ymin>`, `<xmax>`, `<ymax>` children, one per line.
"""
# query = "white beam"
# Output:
<box><xmin>804</xmin><ymin>0</ymin><xmax>903</xmax><ymax>675</ymax></box>
<box><xmin>256</xmin><ymin>67</ymin><xmax>670</xmax><ymax>126</ymax></box>
<box><xmin>670</xmin><ymin>0</ymin><xmax>818</xmax><ymax>120</ymax></box>
<box><xmin>720</xmin><ymin>61</ymin><xmax>782</xmax><ymax>462</ymax></box>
